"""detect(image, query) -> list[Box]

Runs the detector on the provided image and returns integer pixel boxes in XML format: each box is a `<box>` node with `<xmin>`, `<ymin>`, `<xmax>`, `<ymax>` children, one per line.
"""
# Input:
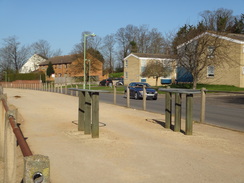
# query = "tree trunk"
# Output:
<box><xmin>192</xmin><ymin>77</ymin><xmax>197</xmax><ymax>89</ymax></box>
<box><xmin>155</xmin><ymin>77</ymin><xmax>158</xmax><ymax>86</ymax></box>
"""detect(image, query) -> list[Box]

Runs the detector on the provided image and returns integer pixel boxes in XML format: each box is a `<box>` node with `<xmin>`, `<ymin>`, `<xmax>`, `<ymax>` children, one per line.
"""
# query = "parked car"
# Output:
<box><xmin>99</xmin><ymin>79</ymin><xmax>113</xmax><ymax>86</ymax></box>
<box><xmin>116</xmin><ymin>78</ymin><xmax>124</xmax><ymax>86</ymax></box>
<box><xmin>124</xmin><ymin>82</ymin><xmax>158</xmax><ymax>100</ymax></box>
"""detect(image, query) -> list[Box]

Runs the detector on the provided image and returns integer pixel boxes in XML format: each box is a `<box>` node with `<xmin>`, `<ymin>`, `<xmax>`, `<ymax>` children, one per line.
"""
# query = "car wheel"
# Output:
<box><xmin>134</xmin><ymin>92</ymin><xmax>138</xmax><ymax>100</ymax></box>
<box><xmin>153</xmin><ymin>97</ymin><xmax>157</xmax><ymax>100</ymax></box>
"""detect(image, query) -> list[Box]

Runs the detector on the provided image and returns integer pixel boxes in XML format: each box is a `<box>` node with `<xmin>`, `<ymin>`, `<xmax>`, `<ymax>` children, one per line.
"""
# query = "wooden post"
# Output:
<box><xmin>174</xmin><ymin>93</ymin><xmax>181</xmax><ymax>132</ymax></box>
<box><xmin>0</xmin><ymin>95</ymin><xmax>6</xmax><ymax>159</ymax></box>
<box><xmin>165</xmin><ymin>92</ymin><xmax>172</xmax><ymax>129</ymax></box>
<box><xmin>76</xmin><ymin>85</ymin><xmax>78</xmax><ymax>97</ymax></box>
<box><xmin>126</xmin><ymin>86</ymin><xmax>130</xmax><ymax>108</ymax></box>
<box><xmin>65</xmin><ymin>84</ymin><xmax>68</xmax><ymax>95</ymax></box>
<box><xmin>200</xmin><ymin>88</ymin><xmax>206</xmax><ymax>123</ymax></box>
<box><xmin>113</xmin><ymin>85</ymin><xmax>117</xmax><ymax>105</ymax></box>
<box><xmin>143</xmin><ymin>85</ymin><xmax>146</xmax><ymax>110</ymax></box>
<box><xmin>91</xmin><ymin>92</ymin><xmax>99</xmax><ymax>138</ymax></box>
<box><xmin>186</xmin><ymin>94</ymin><xmax>193</xmax><ymax>135</ymax></box>
<box><xmin>78</xmin><ymin>91</ymin><xmax>85</xmax><ymax>131</ymax></box>
<box><xmin>4</xmin><ymin>110</ymin><xmax>17</xmax><ymax>183</ymax></box>
<box><xmin>84</xmin><ymin>91</ymin><xmax>91</xmax><ymax>134</ymax></box>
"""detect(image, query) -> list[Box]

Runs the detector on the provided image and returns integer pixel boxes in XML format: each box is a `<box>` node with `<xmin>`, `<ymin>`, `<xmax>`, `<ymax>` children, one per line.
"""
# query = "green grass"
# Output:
<box><xmin>64</xmin><ymin>84</ymin><xmax>125</xmax><ymax>93</ymax></box>
<box><xmin>63</xmin><ymin>83</ymin><xmax>244</xmax><ymax>94</ymax></box>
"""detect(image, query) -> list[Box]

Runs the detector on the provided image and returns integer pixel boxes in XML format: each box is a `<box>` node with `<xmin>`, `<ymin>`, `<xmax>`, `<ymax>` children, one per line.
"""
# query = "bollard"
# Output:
<box><xmin>76</xmin><ymin>85</ymin><xmax>78</xmax><ymax>97</ymax></box>
<box><xmin>23</xmin><ymin>154</ymin><xmax>50</xmax><ymax>183</ymax></box>
<box><xmin>143</xmin><ymin>85</ymin><xmax>146</xmax><ymax>110</ymax></box>
<box><xmin>126</xmin><ymin>86</ymin><xmax>130</xmax><ymax>108</ymax></box>
<box><xmin>114</xmin><ymin>85</ymin><xmax>117</xmax><ymax>105</ymax></box>
<box><xmin>200</xmin><ymin>88</ymin><xmax>206</xmax><ymax>123</ymax></box>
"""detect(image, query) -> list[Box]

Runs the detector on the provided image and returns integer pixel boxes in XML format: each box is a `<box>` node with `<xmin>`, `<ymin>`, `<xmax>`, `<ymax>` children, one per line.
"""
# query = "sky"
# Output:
<box><xmin>0</xmin><ymin>0</ymin><xmax>243</xmax><ymax>55</ymax></box>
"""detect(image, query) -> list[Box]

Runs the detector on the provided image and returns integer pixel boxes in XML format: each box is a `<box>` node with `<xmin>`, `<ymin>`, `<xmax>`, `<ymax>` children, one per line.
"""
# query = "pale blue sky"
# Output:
<box><xmin>0</xmin><ymin>0</ymin><xmax>243</xmax><ymax>55</ymax></box>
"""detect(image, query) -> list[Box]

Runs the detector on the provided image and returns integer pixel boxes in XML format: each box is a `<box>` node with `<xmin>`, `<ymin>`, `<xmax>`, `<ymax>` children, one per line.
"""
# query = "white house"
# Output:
<box><xmin>20</xmin><ymin>54</ymin><xmax>47</xmax><ymax>73</ymax></box>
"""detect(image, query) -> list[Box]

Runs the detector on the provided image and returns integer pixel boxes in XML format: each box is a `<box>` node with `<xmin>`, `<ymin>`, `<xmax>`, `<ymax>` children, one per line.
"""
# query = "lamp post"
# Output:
<box><xmin>88</xmin><ymin>59</ymin><xmax>91</xmax><ymax>90</ymax></box>
<box><xmin>83</xmin><ymin>33</ymin><xmax>96</xmax><ymax>89</ymax></box>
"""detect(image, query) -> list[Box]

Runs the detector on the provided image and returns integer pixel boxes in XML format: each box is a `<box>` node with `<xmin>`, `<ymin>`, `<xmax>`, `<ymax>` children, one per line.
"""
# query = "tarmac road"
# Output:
<box><xmin>3</xmin><ymin>88</ymin><xmax>244</xmax><ymax>183</ymax></box>
<box><xmin>99</xmin><ymin>93</ymin><xmax>244</xmax><ymax>132</ymax></box>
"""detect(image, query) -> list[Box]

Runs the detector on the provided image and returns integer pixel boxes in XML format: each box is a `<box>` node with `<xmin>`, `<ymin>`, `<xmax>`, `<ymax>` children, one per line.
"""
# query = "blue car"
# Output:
<box><xmin>125</xmin><ymin>82</ymin><xmax>158</xmax><ymax>100</ymax></box>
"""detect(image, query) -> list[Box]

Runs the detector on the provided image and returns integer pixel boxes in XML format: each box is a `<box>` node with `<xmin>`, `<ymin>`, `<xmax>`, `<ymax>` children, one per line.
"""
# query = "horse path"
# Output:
<box><xmin>4</xmin><ymin>88</ymin><xmax>244</xmax><ymax>183</ymax></box>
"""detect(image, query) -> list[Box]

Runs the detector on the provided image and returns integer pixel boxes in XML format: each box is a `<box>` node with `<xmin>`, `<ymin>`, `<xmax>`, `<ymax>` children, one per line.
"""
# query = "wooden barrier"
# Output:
<box><xmin>159</xmin><ymin>88</ymin><xmax>202</xmax><ymax>135</ymax></box>
<box><xmin>69</xmin><ymin>88</ymin><xmax>108</xmax><ymax>138</ymax></box>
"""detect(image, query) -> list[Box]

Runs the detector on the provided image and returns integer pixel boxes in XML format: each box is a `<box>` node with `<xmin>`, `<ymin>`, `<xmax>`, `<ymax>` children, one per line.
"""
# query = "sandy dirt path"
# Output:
<box><xmin>3</xmin><ymin>88</ymin><xmax>244</xmax><ymax>183</ymax></box>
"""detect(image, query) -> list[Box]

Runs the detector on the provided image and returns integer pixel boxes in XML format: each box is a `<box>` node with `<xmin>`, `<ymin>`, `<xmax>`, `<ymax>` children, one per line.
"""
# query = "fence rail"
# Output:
<box><xmin>0</xmin><ymin>86</ymin><xmax>50</xmax><ymax>183</ymax></box>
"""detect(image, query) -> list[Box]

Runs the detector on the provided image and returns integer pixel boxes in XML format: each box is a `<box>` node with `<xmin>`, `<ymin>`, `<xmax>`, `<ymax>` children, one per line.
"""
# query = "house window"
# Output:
<box><xmin>141</xmin><ymin>60</ymin><xmax>146</xmax><ymax>73</ymax></box>
<box><xmin>141</xmin><ymin>78</ymin><xmax>146</xmax><ymax>82</ymax></box>
<box><xmin>125</xmin><ymin>60</ymin><xmax>128</xmax><ymax>67</ymax></box>
<box><xmin>207</xmin><ymin>46</ymin><xmax>215</xmax><ymax>58</ymax></box>
<box><xmin>125</xmin><ymin>72</ymin><xmax>128</xmax><ymax>79</ymax></box>
<box><xmin>207</xmin><ymin>66</ymin><xmax>214</xmax><ymax>77</ymax></box>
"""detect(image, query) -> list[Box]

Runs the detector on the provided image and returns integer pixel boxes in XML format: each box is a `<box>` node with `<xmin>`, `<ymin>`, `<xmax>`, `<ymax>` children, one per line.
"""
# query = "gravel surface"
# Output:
<box><xmin>1</xmin><ymin>88</ymin><xmax>244</xmax><ymax>183</ymax></box>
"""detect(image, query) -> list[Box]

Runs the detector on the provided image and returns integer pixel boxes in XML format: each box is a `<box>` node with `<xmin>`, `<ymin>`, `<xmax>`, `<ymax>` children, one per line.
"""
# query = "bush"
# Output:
<box><xmin>7</xmin><ymin>72</ymin><xmax>46</xmax><ymax>82</ymax></box>
<box><xmin>109</xmin><ymin>72</ymin><xmax>123</xmax><ymax>79</ymax></box>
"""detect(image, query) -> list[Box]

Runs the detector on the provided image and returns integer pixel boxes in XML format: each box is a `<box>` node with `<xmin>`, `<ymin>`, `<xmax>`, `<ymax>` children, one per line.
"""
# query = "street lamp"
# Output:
<box><xmin>83</xmin><ymin>33</ymin><xmax>96</xmax><ymax>89</ymax></box>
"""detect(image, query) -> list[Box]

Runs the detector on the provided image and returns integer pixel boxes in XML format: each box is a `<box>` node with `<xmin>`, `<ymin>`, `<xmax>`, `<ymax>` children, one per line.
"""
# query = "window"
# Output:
<box><xmin>125</xmin><ymin>60</ymin><xmax>128</xmax><ymax>67</ymax></box>
<box><xmin>207</xmin><ymin>46</ymin><xmax>215</xmax><ymax>58</ymax></box>
<box><xmin>125</xmin><ymin>72</ymin><xmax>128</xmax><ymax>79</ymax></box>
<box><xmin>141</xmin><ymin>60</ymin><xmax>146</xmax><ymax>73</ymax></box>
<box><xmin>207</xmin><ymin>66</ymin><xmax>214</xmax><ymax>77</ymax></box>
<box><xmin>141</xmin><ymin>78</ymin><xmax>146</xmax><ymax>82</ymax></box>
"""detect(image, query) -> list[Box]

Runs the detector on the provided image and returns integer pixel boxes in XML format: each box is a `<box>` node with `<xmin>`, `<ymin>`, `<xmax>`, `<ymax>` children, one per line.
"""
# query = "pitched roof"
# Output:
<box><xmin>39</xmin><ymin>55</ymin><xmax>76</xmax><ymax>66</ymax></box>
<box><xmin>35</xmin><ymin>54</ymin><xmax>48</xmax><ymax>60</ymax></box>
<box><xmin>125</xmin><ymin>53</ymin><xmax>177</xmax><ymax>60</ymax></box>
<box><xmin>177</xmin><ymin>31</ymin><xmax>244</xmax><ymax>49</ymax></box>
<box><xmin>225</xmin><ymin>33</ymin><xmax>244</xmax><ymax>42</ymax></box>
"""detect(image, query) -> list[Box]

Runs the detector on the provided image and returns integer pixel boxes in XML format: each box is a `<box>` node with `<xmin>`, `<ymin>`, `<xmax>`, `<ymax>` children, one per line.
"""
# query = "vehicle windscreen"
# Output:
<box><xmin>136</xmin><ymin>83</ymin><xmax>150</xmax><ymax>87</ymax></box>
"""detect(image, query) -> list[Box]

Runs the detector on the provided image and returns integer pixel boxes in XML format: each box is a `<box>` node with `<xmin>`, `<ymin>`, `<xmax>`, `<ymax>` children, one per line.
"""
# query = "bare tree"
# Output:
<box><xmin>115</xmin><ymin>25</ymin><xmax>138</xmax><ymax>65</ymax></box>
<box><xmin>148</xmin><ymin>28</ymin><xmax>165</xmax><ymax>54</ymax></box>
<box><xmin>0</xmin><ymin>36</ymin><xmax>30</xmax><ymax>72</ymax></box>
<box><xmin>141</xmin><ymin>59</ymin><xmax>172</xmax><ymax>86</ymax></box>
<box><xmin>200</xmin><ymin>8</ymin><xmax>235</xmax><ymax>32</ymax></box>
<box><xmin>136</xmin><ymin>25</ymin><xmax>150</xmax><ymax>53</ymax></box>
<box><xmin>102</xmin><ymin>34</ymin><xmax>116</xmax><ymax>73</ymax></box>
<box><xmin>176</xmin><ymin>30</ymin><xmax>232</xmax><ymax>89</ymax></box>
<box><xmin>31</xmin><ymin>39</ymin><xmax>62</xmax><ymax>58</ymax></box>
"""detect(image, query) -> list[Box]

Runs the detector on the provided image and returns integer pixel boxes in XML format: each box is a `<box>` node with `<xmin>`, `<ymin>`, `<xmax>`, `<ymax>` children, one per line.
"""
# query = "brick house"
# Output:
<box><xmin>123</xmin><ymin>53</ymin><xmax>177</xmax><ymax>86</ymax></box>
<box><xmin>39</xmin><ymin>54</ymin><xmax>104</xmax><ymax>82</ymax></box>
<box><xmin>177</xmin><ymin>32</ymin><xmax>244</xmax><ymax>88</ymax></box>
